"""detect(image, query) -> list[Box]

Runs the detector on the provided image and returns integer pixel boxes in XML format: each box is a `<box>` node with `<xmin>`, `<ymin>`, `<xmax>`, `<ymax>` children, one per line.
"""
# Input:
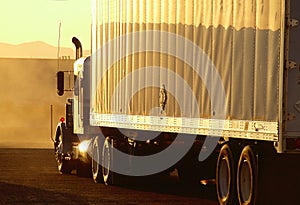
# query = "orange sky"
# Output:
<box><xmin>0</xmin><ymin>0</ymin><xmax>86</xmax><ymax>148</ymax></box>
<box><xmin>0</xmin><ymin>0</ymin><xmax>91</xmax><ymax>49</ymax></box>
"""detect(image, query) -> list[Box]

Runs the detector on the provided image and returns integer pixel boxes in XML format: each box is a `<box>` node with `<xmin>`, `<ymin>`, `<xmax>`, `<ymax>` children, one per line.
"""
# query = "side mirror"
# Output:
<box><xmin>57</xmin><ymin>71</ymin><xmax>64</xmax><ymax>96</ymax></box>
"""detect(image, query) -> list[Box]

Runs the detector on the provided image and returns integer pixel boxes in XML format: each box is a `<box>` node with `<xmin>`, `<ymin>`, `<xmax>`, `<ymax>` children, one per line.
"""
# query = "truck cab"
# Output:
<box><xmin>73</xmin><ymin>57</ymin><xmax>90</xmax><ymax>135</ymax></box>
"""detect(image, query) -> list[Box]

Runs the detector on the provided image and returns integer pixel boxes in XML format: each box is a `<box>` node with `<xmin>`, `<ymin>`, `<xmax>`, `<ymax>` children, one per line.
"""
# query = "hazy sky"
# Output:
<box><xmin>0</xmin><ymin>0</ymin><xmax>91</xmax><ymax>49</ymax></box>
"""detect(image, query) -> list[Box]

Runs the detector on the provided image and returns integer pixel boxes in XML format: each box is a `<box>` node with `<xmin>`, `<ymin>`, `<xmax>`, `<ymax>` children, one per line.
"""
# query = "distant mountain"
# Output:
<box><xmin>0</xmin><ymin>41</ymin><xmax>75</xmax><ymax>59</ymax></box>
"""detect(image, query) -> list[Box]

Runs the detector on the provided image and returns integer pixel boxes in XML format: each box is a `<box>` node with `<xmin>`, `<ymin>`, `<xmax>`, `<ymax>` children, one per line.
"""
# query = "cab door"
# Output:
<box><xmin>73</xmin><ymin>58</ymin><xmax>85</xmax><ymax>134</ymax></box>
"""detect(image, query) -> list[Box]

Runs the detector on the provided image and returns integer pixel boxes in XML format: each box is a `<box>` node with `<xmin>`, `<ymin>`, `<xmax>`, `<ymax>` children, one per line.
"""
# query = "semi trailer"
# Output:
<box><xmin>54</xmin><ymin>0</ymin><xmax>300</xmax><ymax>204</ymax></box>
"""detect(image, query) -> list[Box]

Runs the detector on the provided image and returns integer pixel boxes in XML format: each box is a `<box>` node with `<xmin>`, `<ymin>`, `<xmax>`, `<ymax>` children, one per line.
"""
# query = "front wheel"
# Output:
<box><xmin>55</xmin><ymin>134</ymin><xmax>73</xmax><ymax>174</ymax></box>
<box><xmin>57</xmin><ymin>156</ymin><xmax>72</xmax><ymax>174</ymax></box>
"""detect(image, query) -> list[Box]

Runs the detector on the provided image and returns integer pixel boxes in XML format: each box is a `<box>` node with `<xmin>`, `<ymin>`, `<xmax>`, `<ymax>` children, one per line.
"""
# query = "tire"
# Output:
<box><xmin>56</xmin><ymin>133</ymin><xmax>73</xmax><ymax>174</ymax></box>
<box><xmin>57</xmin><ymin>155</ymin><xmax>72</xmax><ymax>174</ymax></box>
<box><xmin>216</xmin><ymin>144</ymin><xmax>239</xmax><ymax>205</ymax></box>
<box><xmin>237</xmin><ymin>146</ymin><xmax>258</xmax><ymax>205</ymax></box>
<box><xmin>102</xmin><ymin>137</ymin><xmax>115</xmax><ymax>185</ymax></box>
<box><xmin>92</xmin><ymin>136</ymin><xmax>104</xmax><ymax>183</ymax></box>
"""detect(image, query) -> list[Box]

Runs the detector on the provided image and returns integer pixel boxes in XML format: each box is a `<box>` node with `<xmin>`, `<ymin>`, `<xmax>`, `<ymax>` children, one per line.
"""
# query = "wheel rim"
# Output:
<box><xmin>218</xmin><ymin>157</ymin><xmax>230</xmax><ymax>199</ymax></box>
<box><xmin>92</xmin><ymin>142</ymin><xmax>99</xmax><ymax>179</ymax></box>
<box><xmin>239</xmin><ymin>159</ymin><xmax>252</xmax><ymax>203</ymax></box>
<box><xmin>58</xmin><ymin>159</ymin><xmax>62</xmax><ymax>171</ymax></box>
<box><xmin>56</xmin><ymin>135</ymin><xmax>63</xmax><ymax>172</ymax></box>
<box><xmin>58</xmin><ymin>156</ymin><xmax>63</xmax><ymax>171</ymax></box>
<box><xmin>102</xmin><ymin>140</ymin><xmax>110</xmax><ymax>183</ymax></box>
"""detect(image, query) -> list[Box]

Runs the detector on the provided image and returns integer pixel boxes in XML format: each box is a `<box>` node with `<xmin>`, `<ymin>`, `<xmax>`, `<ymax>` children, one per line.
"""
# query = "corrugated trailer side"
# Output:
<box><xmin>86</xmin><ymin>1</ymin><xmax>300</xmax><ymax>204</ymax></box>
<box><xmin>90</xmin><ymin>0</ymin><xmax>284</xmax><ymax>142</ymax></box>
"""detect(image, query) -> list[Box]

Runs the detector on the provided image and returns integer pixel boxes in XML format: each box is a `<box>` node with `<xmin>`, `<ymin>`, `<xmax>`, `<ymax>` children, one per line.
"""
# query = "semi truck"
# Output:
<box><xmin>54</xmin><ymin>0</ymin><xmax>300</xmax><ymax>204</ymax></box>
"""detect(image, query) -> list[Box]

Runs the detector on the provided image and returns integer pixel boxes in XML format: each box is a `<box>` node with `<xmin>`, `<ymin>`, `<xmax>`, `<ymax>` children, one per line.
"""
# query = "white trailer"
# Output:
<box><xmin>54</xmin><ymin>1</ymin><xmax>300</xmax><ymax>204</ymax></box>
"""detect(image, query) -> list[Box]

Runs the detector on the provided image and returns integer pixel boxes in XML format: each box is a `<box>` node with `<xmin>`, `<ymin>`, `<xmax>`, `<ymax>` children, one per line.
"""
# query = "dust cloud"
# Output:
<box><xmin>0</xmin><ymin>58</ymin><xmax>74</xmax><ymax>148</ymax></box>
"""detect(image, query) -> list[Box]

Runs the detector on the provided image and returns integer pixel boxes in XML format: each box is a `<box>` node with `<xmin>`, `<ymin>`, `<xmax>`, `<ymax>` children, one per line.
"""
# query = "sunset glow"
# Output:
<box><xmin>0</xmin><ymin>0</ymin><xmax>91</xmax><ymax>49</ymax></box>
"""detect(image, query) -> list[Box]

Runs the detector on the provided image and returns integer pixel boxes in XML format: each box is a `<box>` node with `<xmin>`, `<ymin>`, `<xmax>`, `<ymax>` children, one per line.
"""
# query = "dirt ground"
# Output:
<box><xmin>1</xmin><ymin>149</ymin><xmax>299</xmax><ymax>205</ymax></box>
<box><xmin>0</xmin><ymin>149</ymin><xmax>218</xmax><ymax>205</ymax></box>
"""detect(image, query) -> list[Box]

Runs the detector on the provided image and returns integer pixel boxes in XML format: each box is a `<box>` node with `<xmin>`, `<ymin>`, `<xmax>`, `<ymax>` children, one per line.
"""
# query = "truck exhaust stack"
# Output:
<box><xmin>72</xmin><ymin>37</ymin><xmax>82</xmax><ymax>60</ymax></box>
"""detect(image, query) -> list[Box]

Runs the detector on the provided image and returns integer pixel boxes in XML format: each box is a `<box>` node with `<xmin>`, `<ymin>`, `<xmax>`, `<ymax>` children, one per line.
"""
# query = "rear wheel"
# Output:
<box><xmin>92</xmin><ymin>136</ymin><xmax>104</xmax><ymax>183</ymax></box>
<box><xmin>216</xmin><ymin>143</ymin><xmax>239</xmax><ymax>205</ymax></box>
<box><xmin>237</xmin><ymin>146</ymin><xmax>257</xmax><ymax>205</ymax></box>
<box><xmin>102</xmin><ymin>137</ymin><xmax>114</xmax><ymax>185</ymax></box>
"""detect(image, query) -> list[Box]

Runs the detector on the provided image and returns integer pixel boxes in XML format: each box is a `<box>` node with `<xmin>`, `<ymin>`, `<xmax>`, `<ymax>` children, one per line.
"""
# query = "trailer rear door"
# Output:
<box><xmin>285</xmin><ymin>0</ymin><xmax>300</xmax><ymax>136</ymax></box>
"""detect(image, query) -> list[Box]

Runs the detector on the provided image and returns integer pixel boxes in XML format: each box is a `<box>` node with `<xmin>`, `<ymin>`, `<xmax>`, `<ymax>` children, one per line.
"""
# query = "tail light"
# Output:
<box><xmin>286</xmin><ymin>138</ymin><xmax>300</xmax><ymax>150</ymax></box>
<box><xmin>296</xmin><ymin>138</ymin><xmax>300</xmax><ymax>149</ymax></box>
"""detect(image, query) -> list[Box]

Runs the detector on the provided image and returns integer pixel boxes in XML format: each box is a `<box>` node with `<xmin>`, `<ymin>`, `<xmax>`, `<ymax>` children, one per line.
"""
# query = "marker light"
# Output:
<box><xmin>60</xmin><ymin>117</ymin><xmax>65</xmax><ymax>123</ymax></box>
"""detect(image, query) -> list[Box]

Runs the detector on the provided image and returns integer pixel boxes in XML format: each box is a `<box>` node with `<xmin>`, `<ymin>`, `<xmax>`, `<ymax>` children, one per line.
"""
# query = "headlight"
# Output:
<box><xmin>79</xmin><ymin>140</ymin><xmax>90</xmax><ymax>152</ymax></box>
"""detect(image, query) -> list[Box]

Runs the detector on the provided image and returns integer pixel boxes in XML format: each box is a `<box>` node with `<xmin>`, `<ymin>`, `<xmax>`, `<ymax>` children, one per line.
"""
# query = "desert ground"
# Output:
<box><xmin>0</xmin><ymin>149</ymin><xmax>218</xmax><ymax>205</ymax></box>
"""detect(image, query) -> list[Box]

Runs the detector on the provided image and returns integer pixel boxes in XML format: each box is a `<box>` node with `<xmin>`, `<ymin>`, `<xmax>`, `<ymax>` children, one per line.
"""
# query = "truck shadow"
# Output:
<box><xmin>116</xmin><ymin>174</ymin><xmax>218</xmax><ymax>202</ymax></box>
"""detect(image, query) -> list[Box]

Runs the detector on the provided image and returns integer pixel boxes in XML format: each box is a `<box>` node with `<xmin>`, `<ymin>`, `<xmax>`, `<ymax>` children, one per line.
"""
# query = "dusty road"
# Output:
<box><xmin>0</xmin><ymin>149</ymin><xmax>218</xmax><ymax>205</ymax></box>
